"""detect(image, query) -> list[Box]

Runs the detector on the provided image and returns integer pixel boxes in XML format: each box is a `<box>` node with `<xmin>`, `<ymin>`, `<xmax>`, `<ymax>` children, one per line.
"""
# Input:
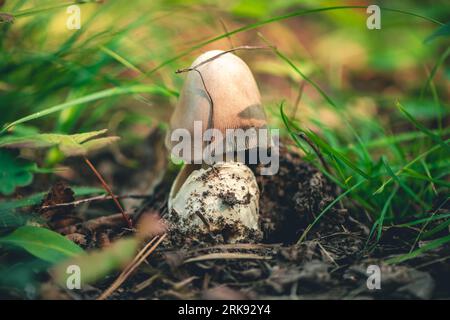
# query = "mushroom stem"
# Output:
<box><xmin>169</xmin><ymin>163</ymin><xmax>201</xmax><ymax>204</ymax></box>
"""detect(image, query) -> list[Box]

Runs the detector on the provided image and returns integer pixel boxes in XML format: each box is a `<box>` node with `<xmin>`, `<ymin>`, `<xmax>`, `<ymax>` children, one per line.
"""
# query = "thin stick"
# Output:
<box><xmin>97</xmin><ymin>233</ymin><xmax>167</xmax><ymax>300</ymax></box>
<box><xmin>41</xmin><ymin>193</ymin><xmax>149</xmax><ymax>210</ymax></box>
<box><xmin>175</xmin><ymin>45</ymin><xmax>271</xmax><ymax>74</ymax></box>
<box><xmin>120</xmin><ymin>236</ymin><xmax>159</xmax><ymax>277</ymax></box>
<box><xmin>57</xmin><ymin>211</ymin><xmax>135</xmax><ymax>234</ymax></box>
<box><xmin>97</xmin><ymin>236</ymin><xmax>159</xmax><ymax>300</ymax></box>
<box><xmin>193</xmin><ymin>68</ymin><xmax>215</xmax><ymax>130</ymax></box>
<box><xmin>83</xmin><ymin>156</ymin><xmax>132</xmax><ymax>228</ymax></box>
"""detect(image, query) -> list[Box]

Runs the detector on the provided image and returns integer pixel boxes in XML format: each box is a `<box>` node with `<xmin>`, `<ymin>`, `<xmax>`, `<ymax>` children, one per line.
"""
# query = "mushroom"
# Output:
<box><xmin>166</xmin><ymin>50</ymin><xmax>269</xmax><ymax>197</ymax></box>
<box><xmin>165</xmin><ymin>50</ymin><xmax>269</xmax><ymax>243</ymax></box>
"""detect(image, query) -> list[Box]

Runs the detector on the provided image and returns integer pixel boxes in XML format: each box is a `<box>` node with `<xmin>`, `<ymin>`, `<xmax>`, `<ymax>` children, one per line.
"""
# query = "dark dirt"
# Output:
<box><xmin>254</xmin><ymin>148</ymin><xmax>347</xmax><ymax>244</ymax></box>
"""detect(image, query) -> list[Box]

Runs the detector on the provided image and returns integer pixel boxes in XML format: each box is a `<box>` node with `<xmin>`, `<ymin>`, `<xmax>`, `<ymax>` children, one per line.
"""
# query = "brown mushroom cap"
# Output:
<box><xmin>166</xmin><ymin>50</ymin><xmax>268</xmax><ymax>162</ymax></box>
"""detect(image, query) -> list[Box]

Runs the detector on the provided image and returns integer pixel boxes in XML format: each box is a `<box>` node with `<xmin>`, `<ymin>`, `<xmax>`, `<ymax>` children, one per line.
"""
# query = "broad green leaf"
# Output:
<box><xmin>0</xmin><ymin>150</ymin><xmax>36</xmax><ymax>196</ymax></box>
<box><xmin>0</xmin><ymin>226</ymin><xmax>84</xmax><ymax>264</ymax></box>
<box><xmin>0</xmin><ymin>130</ymin><xmax>120</xmax><ymax>157</ymax></box>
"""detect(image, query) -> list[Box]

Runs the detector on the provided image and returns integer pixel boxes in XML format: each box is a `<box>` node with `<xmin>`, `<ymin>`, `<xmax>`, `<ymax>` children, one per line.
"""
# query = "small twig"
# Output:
<box><xmin>133</xmin><ymin>273</ymin><xmax>161</xmax><ymax>293</ymax></box>
<box><xmin>193</xmin><ymin>68</ymin><xmax>215</xmax><ymax>130</ymax></box>
<box><xmin>175</xmin><ymin>45</ymin><xmax>271</xmax><ymax>74</ymax></box>
<box><xmin>183</xmin><ymin>252</ymin><xmax>271</xmax><ymax>264</ymax></box>
<box><xmin>120</xmin><ymin>236</ymin><xmax>159</xmax><ymax>277</ymax></box>
<box><xmin>97</xmin><ymin>233</ymin><xmax>167</xmax><ymax>300</ymax></box>
<box><xmin>83</xmin><ymin>211</ymin><xmax>135</xmax><ymax>230</ymax></box>
<box><xmin>40</xmin><ymin>193</ymin><xmax>150</xmax><ymax>210</ymax></box>
<box><xmin>57</xmin><ymin>211</ymin><xmax>137</xmax><ymax>235</ymax></box>
<box><xmin>83</xmin><ymin>156</ymin><xmax>132</xmax><ymax>229</ymax></box>
<box><xmin>317</xmin><ymin>241</ymin><xmax>339</xmax><ymax>267</ymax></box>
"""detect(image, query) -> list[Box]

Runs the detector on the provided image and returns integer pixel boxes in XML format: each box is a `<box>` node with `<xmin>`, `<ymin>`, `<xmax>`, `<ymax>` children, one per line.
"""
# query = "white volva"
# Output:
<box><xmin>168</xmin><ymin>162</ymin><xmax>261</xmax><ymax>243</ymax></box>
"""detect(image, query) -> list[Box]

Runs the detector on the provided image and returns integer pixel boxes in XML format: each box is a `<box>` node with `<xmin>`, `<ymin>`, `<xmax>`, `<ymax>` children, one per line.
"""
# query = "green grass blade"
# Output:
<box><xmin>381</xmin><ymin>157</ymin><xmax>427</xmax><ymax>208</ymax></box>
<box><xmin>100</xmin><ymin>46</ymin><xmax>145</xmax><ymax>76</ymax></box>
<box><xmin>386</xmin><ymin>234</ymin><xmax>450</xmax><ymax>264</ymax></box>
<box><xmin>396</xmin><ymin>102</ymin><xmax>450</xmax><ymax>151</ymax></box>
<box><xmin>420</xmin><ymin>47</ymin><xmax>450</xmax><ymax>99</ymax></box>
<box><xmin>374</xmin><ymin>140</ymin><xmax>449</xmax><ymax>194</ymax></box>
<box><xmin>1</xmin><ymin>85</ymin><xmax>177</xmax><ymax>133</ymax></box>
<box><xmin>280</xmin><ymin>103</ymin><xmax>370</xmax><ymax>179</ymax></box>
<box><xmin>265</xmin><ymin>42</ymin><xmax>372</xmax><ymax>166</ymax></box>
<box><xmin>376</xmin><ymin>185</ymin><xmax>399</xmax><ymax>241</ymax></box>
<box><xmin>11</xmin><ymin>1</ymin><xmax>96</xmax><ymax>18</ymax></box>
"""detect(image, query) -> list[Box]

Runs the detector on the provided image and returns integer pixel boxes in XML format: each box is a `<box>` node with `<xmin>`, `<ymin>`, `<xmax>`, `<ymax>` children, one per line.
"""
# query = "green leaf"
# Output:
<box><xmin>0</xmin><ymin>130</ymin><xmax>120</xmax><ymax>157</ymax></box>
<box><xmin>0</xmin><ymin>226</ymin><xmax>84</xmax><ymax>264</ymax></box>
<box><xmin>0</xmin><ymin>150</ymin><xmax>36</xmax><ymax>196</ymax></box>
